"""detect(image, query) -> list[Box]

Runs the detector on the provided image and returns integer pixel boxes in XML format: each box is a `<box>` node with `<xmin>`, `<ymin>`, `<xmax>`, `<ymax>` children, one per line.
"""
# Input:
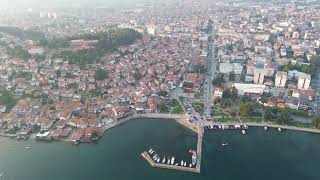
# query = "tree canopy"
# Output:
<box><xmin>95</xmin><ymin>68</ymin><xmax>108</xmax><ymax>81</ymax></box>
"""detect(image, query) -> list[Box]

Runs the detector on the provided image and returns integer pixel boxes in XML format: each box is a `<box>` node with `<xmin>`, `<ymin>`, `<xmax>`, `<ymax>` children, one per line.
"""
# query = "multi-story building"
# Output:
<box><xmin>275</xmin><ymin>71</ymin><xmax>288</xmax><ymax>88</ymax></box>
<box><xmin>298</xmin><ymin>73</ymin><xmax>311</xmax><ymax>90</ymax></box>
<box><xmin>253</xmin><ymin>69</ymin><xmax>266</xmax><ymax>84</ymax></box>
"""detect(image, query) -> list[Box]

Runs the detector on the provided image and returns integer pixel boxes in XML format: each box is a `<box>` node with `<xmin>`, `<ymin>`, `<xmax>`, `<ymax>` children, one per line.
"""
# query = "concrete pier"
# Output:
<box><xmin>195</xmin><ymin>124</ymin><xmax>203</xmax><ymax>172</ymax></box>
<box><xmin>141</xmin><ymin>152</ymin><xmax>200</xmax><ymax>173</ymax></box>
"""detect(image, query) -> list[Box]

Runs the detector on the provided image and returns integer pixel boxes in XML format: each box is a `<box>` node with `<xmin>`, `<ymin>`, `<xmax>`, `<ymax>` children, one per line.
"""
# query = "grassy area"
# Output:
<box><xmin>172</xmin><ymin>106</ymin><xmax>184</xmax><ymax>114</ymax></box>
<box><xmin>192</xmin><ymin>102</ymin><xmax>204</xmax><ymax>115</ymax></box>
<box><xmin>287</xmin><ymin>121</ymin><xmax>312</xmax><ymax>128</ymax></box>
<box><xmin>160</xmin><ymin>99</ymin><xmax>184</xmax><ymax>114</ymax></box>
<box><xmin>159</xmin><ymin>103</ymin><xmax>170</xmax><ymax>113</ymax></box>
<box><xmin>167</xmin><ymin>99</ymin><xmax>180</xmax><ymax>107</ymax></box>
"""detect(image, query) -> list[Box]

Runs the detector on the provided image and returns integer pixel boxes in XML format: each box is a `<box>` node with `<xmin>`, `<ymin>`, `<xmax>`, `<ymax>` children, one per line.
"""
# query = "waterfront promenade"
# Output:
<box><xmin>203</xmin><ymin>121</ymin><xmax>320</xmax><ymax>134</ymax></box>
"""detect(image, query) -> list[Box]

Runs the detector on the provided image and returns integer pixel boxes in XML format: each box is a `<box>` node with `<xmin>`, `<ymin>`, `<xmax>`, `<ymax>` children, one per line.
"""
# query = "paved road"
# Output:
<box><xmin>203</xmin><ymin>23</ymin><xmax>216</xmax><ymax>119</ymax></box>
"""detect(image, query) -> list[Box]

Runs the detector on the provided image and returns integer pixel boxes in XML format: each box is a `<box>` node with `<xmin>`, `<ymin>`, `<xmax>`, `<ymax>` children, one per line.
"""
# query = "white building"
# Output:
<box><xmin>219</xmin><ymin>63</ymin><xmax>243</xmax><ymax>75</ymax></box>
<box><xmin>298</xmin><ymin>73</ymin><xmax>311</xmax><ymax>90</ymax></box>
<box><xmin>275</xmin><ymin>71</ymin><xmax>288</xmax><ymax>87</ymax></box>
<box><xmin>233</xmin><ymin>83</ymin><xmax>266</xmax><ymax>96</ymax></box>
<box><xmin>213</xmin><ymin>88</ymin><xmax>223</xmax><ymax>98</ymax></box>
<box><xmin>146</xmin><ymin>25</ymin><xmax>156</xmax><ymax>36</ymax></box>
<box><xmin>253</xmin><ymin>69</ymin><xmax>266</xmax><ymax>84</ymax></box>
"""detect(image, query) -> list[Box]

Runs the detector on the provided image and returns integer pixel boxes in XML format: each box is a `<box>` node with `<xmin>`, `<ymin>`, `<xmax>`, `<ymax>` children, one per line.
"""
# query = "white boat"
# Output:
<box><xmin>278</xmin><ymin>128</ymin><xmax>282</xmax><ymax>132</ymax></box>
<box><xmin>242</xmin><ymin>130</ymin><xmax>246</xmax><ymax>135</ymax></box>
<box><xmin>181</xmin><ymin>160</ymin><xmax>184</xmax><ymax>166</ymax></box>
<box><xmin>210</xmin><ymin>125</ymin><xmax>213</xmax><ymax>129</ymax></box>
<box><xmin>162</xmin><ymin>157</ymin><xmax>166</xmax><ymax>164</ymax></box>
<box><xmin>222</xmin><ymin>143</ymin><xmax>229</xmax><ymax>146</ymax></box>
<box><xmin>175</xmin><ymin>163</ymin><xmax>178</xmax><ymax>166</ymax></box>
<box><xmin>157</xmin><ymin>158</ymin><xmax>160</xmax><ymax>163</ymax></box>
<box><xmin>264</xmin><ymin>127</ymin><xmax>268</xmax><ymax>131</ymax></box>
<box><xmin>189</xmin><ymin>164</ymin><xmax>192</xmax><ymax>168</ymax></box>
<box><xmin>167</xmin><ymin>158</ymin><xmax>171</xmax><ymax>164</ymax></box>
<box><xmin>25</xmin><ymin>146</ymin><xmax>31</xmax><ymax>149</ymax></box>
<box><xmin>184</xmin><ymin>162</ymin><xmax>187</xmax><ymax>167</ymax></box>
<box><xmin>171</xmin><ymin>157</ymin><xmax>175</xmax><ymax>165</ymax></box>
<box><xmin>235</xmin><ymin>125</ymin><xmax>241</xmax><ymax>129</ymax></box>
<box><xmin>222</xmin><ymin>125</ymin><xmax>225</xmax><ymax>130</ymax></box>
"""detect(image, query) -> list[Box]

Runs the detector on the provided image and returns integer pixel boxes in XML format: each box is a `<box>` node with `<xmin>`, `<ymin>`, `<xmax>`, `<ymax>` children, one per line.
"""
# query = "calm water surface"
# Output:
<box><xmin>0</xmin><ymin>119</ymin><xmax>319</xmax><ymax>180</ymax></box>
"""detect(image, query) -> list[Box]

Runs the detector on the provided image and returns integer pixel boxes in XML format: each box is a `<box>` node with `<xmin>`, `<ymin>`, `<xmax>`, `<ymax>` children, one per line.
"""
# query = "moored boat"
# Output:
<box><xmin>242</xmin><ymin>130</ymin><xmax>246</xmax><ymax>135</ymax></box>
<box><xmin>171</xmin><ymin>157</ymin><xmax>175</xmax><ymax>165</ymax></box>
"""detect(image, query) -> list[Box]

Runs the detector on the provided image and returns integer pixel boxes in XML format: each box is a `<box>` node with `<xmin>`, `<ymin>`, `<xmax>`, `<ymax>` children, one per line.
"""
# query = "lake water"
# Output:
<box><xmin>0</xmin><ymin>119</ymin><xmax>320</xmax><ymax>180</ymax></box>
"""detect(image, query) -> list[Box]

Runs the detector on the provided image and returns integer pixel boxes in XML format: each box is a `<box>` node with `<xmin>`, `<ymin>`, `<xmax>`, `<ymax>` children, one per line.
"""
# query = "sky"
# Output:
<box><xmin>0</xmin><ymin>0</ymin><xmax>153</xmax><ymax>9</ymax></box>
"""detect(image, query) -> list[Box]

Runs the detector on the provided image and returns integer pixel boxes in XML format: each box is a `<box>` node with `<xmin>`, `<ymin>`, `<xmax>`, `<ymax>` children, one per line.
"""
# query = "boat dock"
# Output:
<box><xmin>141</xmin><ymin>152</ymin><xmax>200</xmax><ymax>173</ymax></box>
<box><xmin>141</xmin><ymin>124</ymin><xmax>204</xmax><ymax>174</ymax></box>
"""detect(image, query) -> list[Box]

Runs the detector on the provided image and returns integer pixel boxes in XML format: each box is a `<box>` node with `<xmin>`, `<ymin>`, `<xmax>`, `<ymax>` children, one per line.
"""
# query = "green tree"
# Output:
<box><xmin>91</xmin><ymin>131</ymin><xmax>98</xmax><ymax>139</ymax></box>
<box><xmin>95</xmin><ymin>68</ymin><xmax>108</xmax><ymax>81</ymax></box>
<box><xmin>212</xmin><ymin>73</ymin><xmax>225</xmax><ymax>86</ymax></box>
<box><xmin>229</xmin><ymin>71</ymin><xmax>236</xmax><ymax>81</ymax></box>
<box><xmin>312</xmin><ymin>116</ymin><xmax>320</xmax><ymax>128</ymax></box>
<box><xmin>157</xmin><ymin>90</ymin><xmax>168</xmax><ymax>97</ymax></box>
<box><xmin>277</xmin><ymin>108</ymin><xmax>289</xmax><ymax>125</ymax></box>
<box><xmin>239</xmin><ymin>102</ymin><xmax>254</xmax><ymax>117</ymax></box>
<box><xmin>183</xmin><ymin>82</ymin><xmax>193</xmax><ymax>88</ymax></box>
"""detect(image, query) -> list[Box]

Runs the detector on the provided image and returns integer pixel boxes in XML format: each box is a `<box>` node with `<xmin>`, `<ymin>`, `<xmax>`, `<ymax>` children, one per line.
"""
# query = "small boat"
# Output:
<box><xmin>242</xmin><ymin>130</ymin><xmax>246</xmax><ymax>135</ymax></box>
<box><xmin>210</xmin><ymin>125</ymin><xmax>213</xmax><ymax>129</ymax></box>
<box><xmin>167</xmin><ymin>158</ymin><xmax>171</xmax><ymax>164</ymax></box>
<box><xmin>25</xmin><ymin>146</ymin><xmax>31</xmax><ymax>149</ymax></box>
<box><xmin>162</xmin><ymin>157</ymin><xmax>166</xmax><ymax>164</ymax></box>
<box><xmin>157</xmin><ymin>158</ymin><xmax>160</xmax><ymax>163</ymax></box>
<box><xmin>222</xmin><ymin>143</ymin><xmax>229</xmax><ymax>146</ymax></box>
<box><xmin>171</xmin><ymin>157</ymin><xmax>175</xmax><ymax>165</ymax></box>
<box><xmin>278</xmin><ymin>128</ymin><xmax>282</xmax><ymax>132</ymax></box>
<box><xmin>264</xmin><ymin>127</ymin><xmax>268</xmax><ymax>131</ymax></box>
<box><xmin>181</xmin><ymin>160</ymin><xmax>184</xmax><ymax>166</ymax></box>
<box><xmin>175</xmin><ymin>163</ymin><xmax>178</xmax><ymax>166</ymax></box>
<box><xmin>184</xmin><ymin>162</ymin><xmax>187</xmax><ymax>167</ymax></box>
<box><xmin>189</xmin><ymin>164</ymin><xmax>192</xmax><ymax>168</ymax></box>
<box><xmin>148</xmin><ymin>148</ymin><xmax>154</xmax><ymax>154</ymax></box>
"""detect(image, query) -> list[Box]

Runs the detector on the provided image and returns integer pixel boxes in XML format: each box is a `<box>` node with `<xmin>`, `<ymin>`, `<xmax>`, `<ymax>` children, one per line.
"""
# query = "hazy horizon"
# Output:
<box><xmin>0</xmin><ymin>0</ymin><xmax>154</xmax><ymax>9</ymax></box>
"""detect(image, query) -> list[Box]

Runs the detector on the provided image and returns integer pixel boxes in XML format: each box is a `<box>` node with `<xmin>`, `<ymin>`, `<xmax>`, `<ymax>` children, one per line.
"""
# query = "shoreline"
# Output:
<box><xmin>2</xmin><ymin>113</ymin><xmax>320</xmax><ymax>143</ymax></box>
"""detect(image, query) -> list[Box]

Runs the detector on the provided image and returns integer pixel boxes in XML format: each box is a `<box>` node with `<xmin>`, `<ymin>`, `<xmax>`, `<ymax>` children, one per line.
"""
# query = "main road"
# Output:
<box><xmin>203</xmin><ymin>22</ymin><xmax>216</xmax><ymax>119</ymax></box>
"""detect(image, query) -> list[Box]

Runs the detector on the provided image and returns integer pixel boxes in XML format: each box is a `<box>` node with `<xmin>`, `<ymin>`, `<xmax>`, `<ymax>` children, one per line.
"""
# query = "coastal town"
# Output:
<box><xmin>0</xmin><ymin>0</ymin><xmax>320</xmax><ymax>145</ymax></box>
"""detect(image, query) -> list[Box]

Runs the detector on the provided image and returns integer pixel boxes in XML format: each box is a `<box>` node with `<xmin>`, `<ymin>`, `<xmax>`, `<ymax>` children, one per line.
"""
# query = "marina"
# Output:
<box><xmin>141</xmin><ymin>124</ymin><xmax>203</xmax><ymax>173</ymax></box>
